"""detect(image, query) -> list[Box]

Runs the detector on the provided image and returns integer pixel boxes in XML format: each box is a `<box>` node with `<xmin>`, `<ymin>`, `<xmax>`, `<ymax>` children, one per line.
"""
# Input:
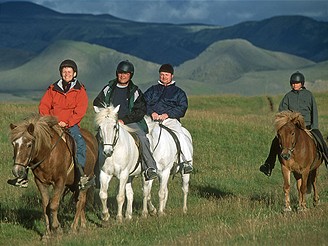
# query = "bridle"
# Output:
<box><xmin>102</xmin><ymin>122</ymin><xmax>120</xmax><ymax>150</ymax></box>
<box><xmin>278</xmin><ymin>126</ymin><xmax>299</xmax><ymax>157</ymax></box>
<box><xmin>13</xmin><ymin>130</ymin><xmax>65</xmax><ymax>170</ymax></box>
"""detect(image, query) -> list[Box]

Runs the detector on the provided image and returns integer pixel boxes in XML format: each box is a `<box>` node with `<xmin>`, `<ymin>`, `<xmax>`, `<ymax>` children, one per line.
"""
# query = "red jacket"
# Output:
<box><xmin>39</xmin><ymin>80</ymin><xmax>88</xmax><ymax>127</ymax></box>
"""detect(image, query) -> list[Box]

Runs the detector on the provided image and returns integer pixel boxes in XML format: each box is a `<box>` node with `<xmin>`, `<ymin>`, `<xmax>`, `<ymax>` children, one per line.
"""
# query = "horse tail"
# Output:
<box><xmin>306</xmin><ymin>170</ymin><xmax>315</xmax><ymax>194</ymax></box>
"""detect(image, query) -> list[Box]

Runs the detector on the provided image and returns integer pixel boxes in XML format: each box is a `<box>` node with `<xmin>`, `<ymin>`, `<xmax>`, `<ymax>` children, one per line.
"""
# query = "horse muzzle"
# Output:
<box><xmin>102</xmin><ymin>148</ymin><xmax>113</xmax><ymax>158</ymax></box>
<box><xmin>280</xmin><ymin>152</ymin><xmax>291</xmax><ymax>161</ymax></box>
<box><xmin>12</xmin><ymin>164</ymin><xmax>28</xmax><ymax>179</ymax></box>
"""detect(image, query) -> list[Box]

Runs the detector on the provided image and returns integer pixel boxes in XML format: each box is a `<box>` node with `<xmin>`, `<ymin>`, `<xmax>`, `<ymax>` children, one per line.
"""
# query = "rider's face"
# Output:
<box><xmin>291</xmin><ymin>82</ymin><xmax>302</xmax><ymax>91</ymax></box>
<box><xmin>117</xmin><ymin>72</ymin><xmax>131</xmax><ymax>84</ymax></box>
<box><xmin>159</xmin><ymin>72</ymin><xmax>173</xmax><ymax>85</ymax></box>
<box><xmin>61</xmin><ymin>67</ymin><xmax>76</xmax><ymax>82</ymax></box>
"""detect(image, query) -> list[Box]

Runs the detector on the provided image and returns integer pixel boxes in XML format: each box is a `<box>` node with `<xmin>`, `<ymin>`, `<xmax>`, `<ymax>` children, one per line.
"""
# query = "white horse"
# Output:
<box><xmin>145</xmin><ymin>116</ymin><xmax>193</xmax><ymax>215</ymax></box>
<box><xmin>94</xmin><ymin>105</ymin><xmax>155</xmax><ymax>222</ymax></box>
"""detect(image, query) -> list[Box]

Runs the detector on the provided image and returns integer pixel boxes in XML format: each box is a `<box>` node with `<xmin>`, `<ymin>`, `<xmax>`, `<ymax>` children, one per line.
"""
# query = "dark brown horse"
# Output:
<box><xmin>10</xmin><ymin>115</ymin><xmax>98</xmax><ymax>240</ymax></box>
<box><xmin>275</xmin><ymin>111</ymin><xmax>323</xmax><ymax>211</ymax></box>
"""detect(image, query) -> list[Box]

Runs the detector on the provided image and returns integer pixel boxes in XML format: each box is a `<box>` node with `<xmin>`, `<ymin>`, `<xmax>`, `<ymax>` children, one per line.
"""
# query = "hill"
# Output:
<box><xmin>0</xmin><ymin>39</ymin><xmax>327</xmax><ymax>99</ymax></box>
<box><xmin>0</xmin><ymin>1</ymin><xmax>327</xmax><ymax>68</ymax></box>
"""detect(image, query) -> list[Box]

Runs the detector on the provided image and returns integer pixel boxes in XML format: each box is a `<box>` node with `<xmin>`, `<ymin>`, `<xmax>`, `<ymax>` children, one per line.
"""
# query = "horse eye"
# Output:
<box><xmin>27</xmin><ymin>143</ymin><xmax>32</xmax><ymax>148</ymax></box>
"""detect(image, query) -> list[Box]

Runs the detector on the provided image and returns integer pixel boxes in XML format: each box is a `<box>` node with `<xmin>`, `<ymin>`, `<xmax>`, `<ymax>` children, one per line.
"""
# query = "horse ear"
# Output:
<box><xmin>94</xmin><ymin>106</ymin><xmax>101</xmax><ymax>113</ymax></box>
<box><xmin>114</xmin><ymin>105</ymin><xmax>120</xmax><ymax>114</ymax></box>
<box><xmin>10</xmin><ymin>123</ymin><xmax>17</xmax><ymax>130</ymax></box>
<box><xmin>27</xmin><ymin>123</ymin><xmax>35</xmax><ymax>135</ymax></box>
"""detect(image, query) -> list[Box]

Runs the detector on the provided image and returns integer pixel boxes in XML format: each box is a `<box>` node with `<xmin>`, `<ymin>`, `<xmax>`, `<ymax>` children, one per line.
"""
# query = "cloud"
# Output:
<box><xmin>2</xmin><ymin>0</ymin><xmax>327</xmax><ymax>26</ymax></box>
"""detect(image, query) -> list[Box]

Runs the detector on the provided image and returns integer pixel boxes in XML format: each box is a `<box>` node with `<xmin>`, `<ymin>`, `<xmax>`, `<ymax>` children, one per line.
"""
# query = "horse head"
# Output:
<box><xmin>10</xmin><ymin>122</ymin><xmax>36</xmax><ymax>179</ymax></box>
<box><xmin>95</xmin><ymin>104</ymin><xmax>120</xmax><ymax>157</ymax></box>
<box><xmin>275</xmin><ymin>111</ymin><xmax>304</xmax><ymax>161</ymax></box>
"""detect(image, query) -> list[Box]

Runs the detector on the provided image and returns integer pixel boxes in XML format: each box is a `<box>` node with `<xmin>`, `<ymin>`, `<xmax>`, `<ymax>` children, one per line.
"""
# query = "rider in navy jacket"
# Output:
<box><xmin>144</xmin><ymin>81</ymin><xmax>188</xmax><ymax>121</ymax></box>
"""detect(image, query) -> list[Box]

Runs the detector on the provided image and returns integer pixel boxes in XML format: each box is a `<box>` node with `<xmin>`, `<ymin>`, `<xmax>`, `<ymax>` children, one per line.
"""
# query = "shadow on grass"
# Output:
<box><xmin>194</xmin><ymin>185</ymin><xmax>234</xmax><ymax>199</ymax></box>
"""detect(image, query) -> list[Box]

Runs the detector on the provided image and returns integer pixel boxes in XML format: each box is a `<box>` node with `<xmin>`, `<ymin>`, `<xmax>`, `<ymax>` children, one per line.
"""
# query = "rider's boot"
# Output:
<box><xmin>78</xmin><ymin>164</ymin><xmax>95</xmax><ymax>190</ymax></box>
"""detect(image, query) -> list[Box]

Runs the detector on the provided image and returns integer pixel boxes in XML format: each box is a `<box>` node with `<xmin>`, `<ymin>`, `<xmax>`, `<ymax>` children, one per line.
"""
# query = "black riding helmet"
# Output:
<box><xmin>59</xmin><ymin>59</ymin><xmax>78</xmax><ymax>77</ymax></box>
<box><xmin>116</xmin><ymin>60</ymin><xmax>134</xmax><ymax>78</ymax></box>
<box><xmin>290</xmin><ymin>71</ymin><xmax>305</xmax><ymax>86</ymax></box>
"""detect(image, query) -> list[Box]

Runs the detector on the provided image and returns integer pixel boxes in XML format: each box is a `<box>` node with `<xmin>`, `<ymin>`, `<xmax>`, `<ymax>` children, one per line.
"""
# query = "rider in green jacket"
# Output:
<box><xmin>260</xmin><ymin>71</ymin><xmax>328</xmax><ymax>176</ymax></box>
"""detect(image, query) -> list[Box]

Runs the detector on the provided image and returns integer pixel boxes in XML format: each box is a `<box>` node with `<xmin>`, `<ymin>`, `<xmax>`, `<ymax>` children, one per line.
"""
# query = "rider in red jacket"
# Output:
<box><xmin>8</xmin><ymin>59</ymin><xmax>91</xmax><ymax>189</ymax></box>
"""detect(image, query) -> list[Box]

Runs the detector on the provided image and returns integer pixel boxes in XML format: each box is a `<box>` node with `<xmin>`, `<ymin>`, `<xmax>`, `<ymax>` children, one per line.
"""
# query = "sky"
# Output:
<box><xmin>1</xmin><ymin>0</ymin><xmax>328</xmax><ymax>26</ymax></box>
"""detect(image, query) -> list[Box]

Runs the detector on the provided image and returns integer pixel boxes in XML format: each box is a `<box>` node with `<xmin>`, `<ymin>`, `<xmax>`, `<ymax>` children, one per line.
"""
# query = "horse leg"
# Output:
<box><xmin>35</xmin><ymin>180</ymin><xmax>52</xmax><ymax>240</ymax></box>
<box><xmin>125</xmin><ymin>182</ymin><xmax>134</xmax><ymax>220</ymax></box>
<box><xmin>71</xmin><ymin>190</ymin><xmax>87</xmax><ymax>231</ymax></box>
<box><xmin>311</xmin><ymin>169</ymin><xmax>320</xmax><ymax>207</ymax></box>
<box><xmin>282</xmin><ymin>166</ymin><xmax>292</xmax><ymax>212</ymax></box>
<box><xmin>181</xmin><ymin>173</ymin><xmax>190</xmax><ymax>214</ymax></box>
<box><xmin>141</xmin><ymin>179</ymin><xmax>155</xmax><ymax>218</ymax></box>
<box><xmin>299</xmin><ymin>172</ymin><xmax>309</xmax><ymax>211</ymax></box>
<box><xmin>49</xmin><ymin>181</ymin><xmax>65</xmax><ymax>235</ymax></box>
<box><xmin>116</xmin><ymin>175</ymin><xmax>129</xmax><ymax>223</ymax></box>
<box><xmin>158</xmin><ymin>170</ymin><xmax>170</xmax><ymax>216</ymax></box>
<box><xmin>99</xmin><ymin>171</ymin><xmax>112</xmax><ymax>222</ymax></box>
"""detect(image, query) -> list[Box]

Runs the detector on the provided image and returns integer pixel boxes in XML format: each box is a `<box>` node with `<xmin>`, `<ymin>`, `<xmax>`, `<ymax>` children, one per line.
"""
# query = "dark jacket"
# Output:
<box><xmin>93</xmin><ymin>79</ymin><xmax>148</xmax><ymax>132</ymax></box>
<box><xmin>279</xmin><ymin>87</ymin><xmax>318</xmax><ymax>129</ymax></box>
<box><xmin>144</xmin><ymin>82</ymin><xmax>188</xmax><ymax>121</ymax></box>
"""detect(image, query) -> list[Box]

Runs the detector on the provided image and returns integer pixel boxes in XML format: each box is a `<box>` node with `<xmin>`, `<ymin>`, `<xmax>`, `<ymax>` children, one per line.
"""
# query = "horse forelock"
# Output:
<box><xmin>95</xmin><ymin>106</ymin><xmax>117</xmax><ymax>126</ymax></box>
<box><xmin>11</xmin><ymin>115</ymin><xmax>58</xmax><ymax>152</ymax></box>
<box><xmin>274</xmin><ymin>111</ymin><xmax>305</xmax><ymax>132</ymax></box>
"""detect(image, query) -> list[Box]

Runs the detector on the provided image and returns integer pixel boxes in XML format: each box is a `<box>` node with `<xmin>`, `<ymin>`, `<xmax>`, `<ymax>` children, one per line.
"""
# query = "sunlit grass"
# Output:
<box><xmin>1</xmin><ymin>94</ymin><xmax>328</xmax><ymax>245</ymax></box>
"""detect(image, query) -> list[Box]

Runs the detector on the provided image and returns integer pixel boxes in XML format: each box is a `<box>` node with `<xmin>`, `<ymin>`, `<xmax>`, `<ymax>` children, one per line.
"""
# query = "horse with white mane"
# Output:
<box><xmin>145</xmin><ymin>116</ymin><xmax>193</xmax><ymax>215</ymax></box>
<box><xmin>94</xmin><ymin>105</ymin><xmax>193</xmax><ymax>220</ymax></box>
<box><xmin>94</xmin><ymin>105</ymin><xmax>156</xmax><ymax>222</ymax></box>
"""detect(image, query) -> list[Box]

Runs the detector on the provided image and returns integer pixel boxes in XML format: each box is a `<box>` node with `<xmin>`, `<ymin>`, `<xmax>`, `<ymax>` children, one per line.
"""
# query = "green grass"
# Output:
<box><xmin>1</xmin><ymin>93</ymin><xmax>328</xmax><ymax>245</ymax></box>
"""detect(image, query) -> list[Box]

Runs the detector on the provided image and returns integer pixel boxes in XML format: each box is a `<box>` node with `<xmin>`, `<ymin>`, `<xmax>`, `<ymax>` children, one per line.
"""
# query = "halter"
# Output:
<box><xmin>279</xmin><ymin>126</ymin><xmax>300</xmax><ymax>155</ymax></box>
<box><xmin>102</xmin><ymin>122</ymin><xmax>120</xmax><ymax>150</ymax></box>
<box><xmin>14</xmin><ymin>130</ymin><xmax>65</xmax><ymax>170</ymax></box>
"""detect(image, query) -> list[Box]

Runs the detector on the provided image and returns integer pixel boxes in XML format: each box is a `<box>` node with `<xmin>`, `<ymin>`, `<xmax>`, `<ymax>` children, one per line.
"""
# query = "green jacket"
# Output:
<box><xmin>279</xmin><ymin>88</ymin><xmax>318</xmax><ymax>129</ymax></box>
<box><xmin>93</xmin><ymin>79</ymin><xmax>148</xmax><ymax>133</ymax></box>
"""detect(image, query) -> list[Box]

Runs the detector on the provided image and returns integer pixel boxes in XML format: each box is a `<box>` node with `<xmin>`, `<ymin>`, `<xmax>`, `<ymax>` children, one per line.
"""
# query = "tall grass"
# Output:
<box><xmin>0</xmin><ymin>93</ymin><xmax>328</xmax><ymax>245</ymax></box>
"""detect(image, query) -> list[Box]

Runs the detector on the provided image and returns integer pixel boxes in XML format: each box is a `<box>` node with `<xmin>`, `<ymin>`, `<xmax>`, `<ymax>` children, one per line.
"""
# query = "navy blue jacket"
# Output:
<box><xmin>144</xmin><ymin>82</ymin><xmax>188</xmax><ymax>121</ymax></box>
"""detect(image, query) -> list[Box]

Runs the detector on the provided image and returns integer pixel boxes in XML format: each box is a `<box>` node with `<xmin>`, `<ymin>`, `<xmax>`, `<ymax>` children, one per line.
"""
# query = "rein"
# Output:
<box><xmin>153</xmin><ymin>121</ymin><xmax>163</xmax><ymax>151</ymax></box>
<box><xmin>103</xmin><ymin>122</ymin><xmax>119</xmax><ymax>150</ymax></box>
<box><xmin>26</xmin><ymin>130</ymin><xmax>65</xmax><ymax>170</ymax></box>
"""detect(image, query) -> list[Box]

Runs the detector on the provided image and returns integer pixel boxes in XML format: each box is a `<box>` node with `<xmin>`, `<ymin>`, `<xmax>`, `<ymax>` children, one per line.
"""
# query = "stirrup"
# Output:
<box><xmin>145</xmin><ymin>167</ymin><xmax>158</xmax><ymax>180</ymax></box>
<box><xmin>79</xmin><ymin>175</ymin><xmax>95</xmax><ymax>190</ymax></box>
<box><xmin>183</xmin><ymin>163</ymin><xmax>193</xmax><ymax>174</ymax></box>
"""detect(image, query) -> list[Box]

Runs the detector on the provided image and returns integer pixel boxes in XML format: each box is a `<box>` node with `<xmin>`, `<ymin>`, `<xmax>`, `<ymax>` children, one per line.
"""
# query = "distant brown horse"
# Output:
<box><xmin>275</xmin><ymin>111</ymin><xmax>323</xmax><ymax>211</ymax></box>
<box><xmin>10</xmin><ymin>115</ymin><xmax>98</xmax><ymax>240</ymax></box>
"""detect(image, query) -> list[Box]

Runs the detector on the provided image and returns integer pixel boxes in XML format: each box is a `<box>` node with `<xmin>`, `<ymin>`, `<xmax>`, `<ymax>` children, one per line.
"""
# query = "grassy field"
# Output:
<box><xmin>0</xmin><ymin>94</ymin><xmax>328</xmax><ymax>245</ymax></box>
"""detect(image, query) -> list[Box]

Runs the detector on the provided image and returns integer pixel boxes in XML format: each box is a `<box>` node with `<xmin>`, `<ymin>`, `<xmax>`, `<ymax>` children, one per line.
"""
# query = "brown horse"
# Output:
<box><xmin>10</xmin><ymin>115</ymin><xmax>98</xmax><ymax>240</ymax></box>
<box><xmin>275</xmin><ymin>111</ymin><xmax>323</xmax><ymax>211</ymax></box>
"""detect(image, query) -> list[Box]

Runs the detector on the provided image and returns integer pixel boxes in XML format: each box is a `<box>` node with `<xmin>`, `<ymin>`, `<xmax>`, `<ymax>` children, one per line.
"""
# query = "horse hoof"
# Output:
<box><xmin>158</xmin><ymin>211</ymin><xmax>166</xmax><ymax>217</ymax></box>
<box><xmin>283</xmin><ymin>206</ymin><xmax>292</xmax><ymax>213</ymax></box>
<box><xmin>149</xmin><ymin>209</ymin><xmax>157</xmax><ymax>216</ymax></box>
<box><xmin>116</xmin><ymin>216</ymin><xmax>123</xmax><ymax>223</ymax></box>
<box><xmin>141</xmin><ymin>212</ymin><xmax>148</xmax><ymax>219</ymax></box>
<box><xmin>101</xmin><ymin>213</ymin><xmax>110</xmax><ymax>222</ymax></box>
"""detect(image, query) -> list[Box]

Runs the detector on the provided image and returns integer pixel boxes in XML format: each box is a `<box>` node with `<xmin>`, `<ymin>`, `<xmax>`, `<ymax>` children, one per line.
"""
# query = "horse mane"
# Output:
<box><xmin>95</xmin><ymin>105</ymin><xmax>136</xmax><ymax>133</ymax></box>
<box><xmin>11</xmin><ymin>114</ymin><xmax>60</xmax><ymax>152</ymax></box>
<box><xmin>274</xmin><ymin>110</ymin><xmax>306</xmax><ymax>131</ymax></box>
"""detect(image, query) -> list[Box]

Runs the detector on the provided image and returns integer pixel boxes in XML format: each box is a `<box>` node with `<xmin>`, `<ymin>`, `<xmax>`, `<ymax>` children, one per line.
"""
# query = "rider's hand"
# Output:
<box><xmin>58</xmin><ymin>121</ymin><xmax>67</xmax><ymax>128</ymax></box>
<box><xmin>159</xmin><ymin>113</ymin><xmax>169</xmax><ymax>121</ymax></box>
<box><xmin>151</xmin><ymin>112</ymin><xmax>160</xmax><ymax>121</ymax></box>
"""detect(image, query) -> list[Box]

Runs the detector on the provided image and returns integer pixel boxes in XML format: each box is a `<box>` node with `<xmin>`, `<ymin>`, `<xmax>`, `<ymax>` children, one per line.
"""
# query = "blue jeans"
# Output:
<box><xmin>68</xmin><ymin>125</ymin><xmax>86</xmax><ymax>168</ymax></box>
